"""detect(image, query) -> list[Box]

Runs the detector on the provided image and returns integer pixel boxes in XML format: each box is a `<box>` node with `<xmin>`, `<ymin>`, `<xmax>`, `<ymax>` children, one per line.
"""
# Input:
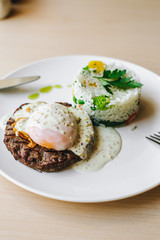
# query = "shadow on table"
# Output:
<box><xmin>12</xmin><ymin>0</ymin><xmax>34</xmax><ymax>3</ymax></box>
<box><xmin>1</xmin><ymin>174</ymin><xmax>159</xmax><ymax>230</ymax></box>
<box><xmin>5</xmin><ymin>0</ymin><xmax>38</xmax><ymax>19</ymax></box>
<box><xmin>48</xmin><ymin>185</ymin><xmax>160</xmax><ymax>218</ymax></box>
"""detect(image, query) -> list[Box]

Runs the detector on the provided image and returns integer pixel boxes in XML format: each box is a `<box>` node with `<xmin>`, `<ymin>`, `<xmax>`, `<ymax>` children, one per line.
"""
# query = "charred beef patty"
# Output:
<box><xmin>4</xmin><ymin>103</ymin><xmax>81</xmax><ymax>172</ymax></box>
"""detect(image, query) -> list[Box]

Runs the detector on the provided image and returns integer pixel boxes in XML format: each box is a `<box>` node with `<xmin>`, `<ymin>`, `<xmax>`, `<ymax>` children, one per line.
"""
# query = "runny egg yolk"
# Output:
<box><xmin>28</xmin><ymin>125</ymin><xmax>77</xmax><ymax>150</ymax></box>
<box><xmin>24</xmin><ymin>103</ymin><xmax>78</xmax><ymax>150</ymax></box>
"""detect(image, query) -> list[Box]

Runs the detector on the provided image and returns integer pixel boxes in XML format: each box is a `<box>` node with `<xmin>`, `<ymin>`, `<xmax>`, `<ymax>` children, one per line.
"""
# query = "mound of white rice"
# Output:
<box><xmin>72</xmin><ymin>61</ymin><xmax>142</xmax><ymax>126</ymax></box>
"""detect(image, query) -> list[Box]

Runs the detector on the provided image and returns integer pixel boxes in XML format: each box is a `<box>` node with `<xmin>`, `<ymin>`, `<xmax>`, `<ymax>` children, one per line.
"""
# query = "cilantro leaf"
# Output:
<box><xmin>103</xmin><ymin>69</ymin><xmax>126</xmax><ymax>80</ymax></box>
<box><xmin>94</xmin><ymin>68</ymin><xmax>143</xmax><ymax>92</ymax></box>
<box><xmin>119</xmin><ymin>77</ymin><xmax>132</xmax><ymax>83</ymax></box>
<box><xmin>124</xmin><ymin>81</ymin><xmax>143</xmax><ymax>88</ymax></box>
<box><xmin>98</xmin><ymin>78</ymin><xmax>113</xmax><ymax>94</ymax></box>
<box><xmin>99</xmin><ymin>78</ymin><xmax>109</xmax><ymax>86</ymax></box>
<box><xmin>109</xmin><ymin>79</ymin><xmax>143</xmax><ymax>90</ymax></box>
<box><xmin>104</xmin><ymin>84</ymin><xmax>113</xmax><ymax>95</ymax></box>
<box><xmin>110</xmin><ymin>81</ymin><xmax>128</xmax><ymax>89</ymax></box>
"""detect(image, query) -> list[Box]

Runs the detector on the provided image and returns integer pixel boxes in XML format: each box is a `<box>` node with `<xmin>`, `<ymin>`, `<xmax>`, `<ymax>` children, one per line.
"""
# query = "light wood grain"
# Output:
<box><xmin>0</xmin><ymin>0</ymin><xmax>160</xmax><ymax>239</ymax></box>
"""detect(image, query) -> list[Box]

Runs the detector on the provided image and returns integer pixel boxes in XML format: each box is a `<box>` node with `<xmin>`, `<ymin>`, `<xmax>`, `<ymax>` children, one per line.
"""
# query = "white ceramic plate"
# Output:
<box><xmin>0</xmin><ymin>55</ymin><xmax>160</xmax><ymax>202</ymax></box>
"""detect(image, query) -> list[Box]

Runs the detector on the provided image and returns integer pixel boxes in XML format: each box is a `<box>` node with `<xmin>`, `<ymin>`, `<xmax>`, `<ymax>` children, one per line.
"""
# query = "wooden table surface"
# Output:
<box><xmin>0</xmin><ymin>0</ymin><xmax>160</xmax><ymax>239</ymax></box>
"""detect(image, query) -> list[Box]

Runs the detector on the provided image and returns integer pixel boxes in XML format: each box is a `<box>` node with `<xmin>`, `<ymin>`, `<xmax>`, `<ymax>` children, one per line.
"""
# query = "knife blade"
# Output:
<box><xmin>0</xmin><ymin>76</ymin><xmax>40</xmax><ymax>90</ymax></box>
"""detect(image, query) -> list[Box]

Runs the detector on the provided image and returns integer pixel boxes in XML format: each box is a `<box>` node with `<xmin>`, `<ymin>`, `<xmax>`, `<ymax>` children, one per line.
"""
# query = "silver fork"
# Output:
<box><xmin>146</xmin><ymin>132</ymin><xmax>160</xmax><ymax>145</ymax></box>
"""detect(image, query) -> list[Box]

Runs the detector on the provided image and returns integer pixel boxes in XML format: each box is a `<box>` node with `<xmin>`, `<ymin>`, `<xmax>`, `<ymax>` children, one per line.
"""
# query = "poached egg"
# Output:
<box><xmin>12</xmin><ymin>101</ymin><xmax>95</xmax><ymax>159</ymax></box>
<box><xmin>0</xmin><ymin>101</ymin><xmax>122</xmax><ymax>172</ymax></box>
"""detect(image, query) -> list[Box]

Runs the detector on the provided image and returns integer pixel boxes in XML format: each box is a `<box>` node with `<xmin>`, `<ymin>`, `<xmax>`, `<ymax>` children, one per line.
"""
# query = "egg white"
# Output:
<box><xmin>12</xmin><ymin>102</ymin><xmax>95</xmax><ymax>159</ymax></box>
<box><xmin>73</xmin><ymin>126</ymin><xmax>122</xmax><ymax>172</ymax></box>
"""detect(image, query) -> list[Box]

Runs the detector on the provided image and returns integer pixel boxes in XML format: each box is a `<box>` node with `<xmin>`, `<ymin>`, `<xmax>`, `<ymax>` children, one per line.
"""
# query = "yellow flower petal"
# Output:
<box><xmin>88</xmin><ymin>61</ymin><xmax>104</xmax><ymax>72</ymax></box>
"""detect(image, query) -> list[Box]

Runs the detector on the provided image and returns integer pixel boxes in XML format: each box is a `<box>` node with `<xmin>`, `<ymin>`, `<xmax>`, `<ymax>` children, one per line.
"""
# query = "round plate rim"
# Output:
<box><xmin>0</xmin><ymin>55</ymin><xmax>160</xmax><ymax>203</ymax></box>
<box><xmin>0</xmin><ymin>168</ymin><xmax>160</xmax><ymax>203</ymax></box>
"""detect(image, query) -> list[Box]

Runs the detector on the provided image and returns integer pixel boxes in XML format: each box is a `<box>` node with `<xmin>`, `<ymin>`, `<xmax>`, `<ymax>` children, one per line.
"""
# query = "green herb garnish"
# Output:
<box><xmin>93</xmin><ymin>95</ymin><xmax>110</xmax><ymax>110</ymax></box>
<box><xmin>98</xmin><ymin>79</ymin><xmax>113</xmax><ymax>95</ymax></box>
<box><xmin>83</xmin><ymin>66</ymin><xmax>90</xmax><ymax>71</ymax></box>
<box><xmin>78</xmin><ymin>99</ymin><xmax>85</xmax><ymax>104</ymax></box>
<box><xmin>73</xmin><ymin>95</ymin><xmax>84</xmax><ymax>104</ymax></box>
<box><xmin>103</xmin><ymin>69</ymin><xmax>126</xmax><ymax>80</ymax></box>
<box><xmin>91</xmin><ymin>106</ymin><xmax>96</xmax><ymax>111</ymax></box>
<box><xmin>82</xmin><ymin>66</ymin><xmax>91</xmax><ymax>74</ymax></box>
<box><xmin>95</xmin><ymin>69</ymin><xmax>143</xmax><ymax>94</ymax></box>
<box><xmin>73</xmin><ymin>95</ymin><xmax>77</xmax><ymax>103</ymax></box>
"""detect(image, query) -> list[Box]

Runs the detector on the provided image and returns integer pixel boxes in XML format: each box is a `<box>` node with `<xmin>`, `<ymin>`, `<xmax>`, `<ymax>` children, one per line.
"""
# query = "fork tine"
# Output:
<box><xmin>151</xmin><ymin>135</ymin><xmax>160</xmax><ymax>141</ymax></box>
<box><xmin>146</xmin><ymin>136</ymin><xmax>160</xmax><ymax>145</ymax></box>
<box><xmin>154</xmin><ymin>133</ymin><xmax>160</xmax><ymax>139</ymax></box>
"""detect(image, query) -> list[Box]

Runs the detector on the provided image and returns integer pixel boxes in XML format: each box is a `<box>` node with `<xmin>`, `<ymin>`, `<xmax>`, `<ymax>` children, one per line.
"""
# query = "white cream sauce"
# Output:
<box><xmin>73</xmin><ymin>126</ymin><xmax>122</xmax><ymax>172</ymax></box>
<box><xmin>0</xmin><ymin>113</ymin><xmax>12</xmax><ymax>130</ymax></box>
<box><xmin>68</xmin><ymin>107</ymin><xmax>94</xmax><ymax>159</ymax></box>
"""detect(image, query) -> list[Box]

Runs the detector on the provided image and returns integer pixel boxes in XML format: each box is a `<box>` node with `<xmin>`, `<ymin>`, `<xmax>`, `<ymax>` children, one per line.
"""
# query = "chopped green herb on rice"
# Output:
<box><xmin>72</xmin><ymin>61</ymin><xmax>143</xmax><ymax>126</ymax></box>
